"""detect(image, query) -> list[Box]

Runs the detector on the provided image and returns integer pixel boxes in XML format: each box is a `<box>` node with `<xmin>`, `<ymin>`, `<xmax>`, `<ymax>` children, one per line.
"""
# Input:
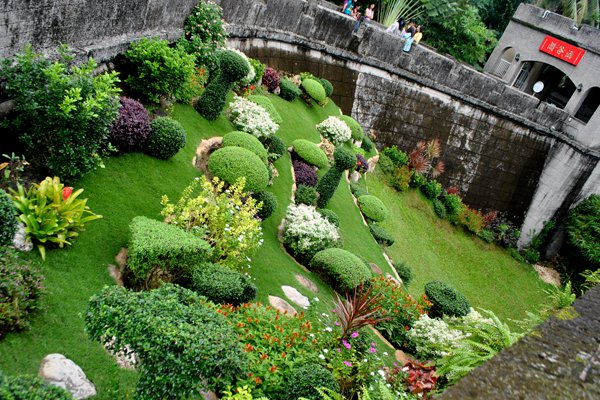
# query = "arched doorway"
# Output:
<box><xmin>512</xmin><ymin>61</ymin><xmax>576</xmax><ymax>109</ymax></box>
<box><xmin>493</xmin><ymin>47</ymin><xmax>516</xmax><ymax>79</ymax></box>
<box><xmin>575</xmin><ymin>87</ymin><xmax>600</xmax><ymax>124</ymax></box>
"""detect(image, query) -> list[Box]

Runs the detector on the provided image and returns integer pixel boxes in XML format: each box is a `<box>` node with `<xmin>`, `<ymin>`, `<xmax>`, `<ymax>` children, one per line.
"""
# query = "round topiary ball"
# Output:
<box><xmin>108</xmin><ymin>96</ymin><xmax>151</xmax><ymax>153</ymax></box>
<box><xmin>0</xmin><ymin>189</ymin><xmax>18</xmax><ymax>247</ymax></box>
<box><xmin>279</xmin><ymin>77</ymin><xmax>302</xmax><ymax>101</ymax></box>
<box><xmin>319</xmin><ymin>78</ymin><xmax>334</xmax><ymax>97</ymax></box>
<box><xmin>317</xmin><ymin>208</ymin><xmax>340</xmax><ymax>227</ymax></box>
<box><xmin>208</xmin><ymin>146</ymin><xmax>269</xmax><ymax>192</ymax></box>
<box><xmin>218</xmin><ymin>50</ymin><xmax>250</xmax><ymax>83</ymax></box>
<box><xmin>252</xmin><ymin>190</ymin><xmax>278</xmax><ymax>220</ymax></box>
<box><xmin>425</xmin><ymin>281</ymin><xmax>471</xmax><ymax>318</ymax></box>
<box><xmin>358</xmin><ymin>195</ymin><xmax>389</xmax><ymax>222</ymax></box>
<box><xmin>339</xmin><ymin>115</ymin><xmax>364</xmax><ymax>141</ymax></box>
<box><xmin>145</xmin><ymin>117</ymin><xmax>187</xmax><ymax>160</ymax></box>
<box><xmin>222</xmin><ymin>131</ymin><xmax>268</xmax><ymax>163</ymax></box>
<box><xmin>310</xmin><ymin>248</ymin><xmax>372</xmax><ymax>293</ymax></box>
<box><xmin>292</xmin><ymin>139</ymin><xmax>329</xmax><ymax>169</ymax></box>
<box><xmin>287</xmin><ymin>363</ymin><xmax>339</xmax><ymax>400</ymax></box>
<box><xmin>333</xmin><ymin>147</ymin><xmax>358</xmax><ymax>171</ymax></box>
<box><xmin>301</xmin><ymin>78</ymin><xmax>326</xmax><ymax>103</ymax></box>
<box><xmin>295</xmin><ymin>184</ymin><xmax>317</xmax><ymax>206</ymax></box>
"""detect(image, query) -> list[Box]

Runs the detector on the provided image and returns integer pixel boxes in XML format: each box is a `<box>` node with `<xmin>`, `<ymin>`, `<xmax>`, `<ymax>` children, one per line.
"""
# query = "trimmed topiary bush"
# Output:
<box><xmin>208</xmin><ymin>147</ymin><xmax>269</xmax><ymax>192</ymax></box>
<box><xmin>262</xmin><ymin>67</ymin><xmax>280</xmax><ymax>92</ymax></box>
<box><xmin>293</xmin><ymin>160</ymin><xmax>319</xmax><ymax>187</ymax></box>
<box><xmin>433</xmin><ymin>199</ymin><xmax>446</xmax><ymax>219</ymax></box>
<box><xmin>316</xmin><ymin>147</ymin><xmax>355</xmax><ymax>208</ymax></box>
<box><xmin>350</xmin><ymin>182</ymin><xmax>369</xmax><ymax>198</ymax></box>
<box><xmin>0</xmin><ymin>190</ymin><xmax>17</xmax><ymax>247</ymax></box>
<box><xmin>218</xmin><ymin>49</ymin><xmax>251</xmax><ymax>82</ymax></box>
<box><xmin>292</xmin><ymin>139</ymin><xmax>329</xmax><ymax>169</ymax></box>
<box><xmin>248</xmin><ymin>95</ymin><xmax>283</xmax><ymax>124</ymax></box>
<box><xmin>295</xmin><ymin>184</ymin><xmax>317</xmax><ymax>206</ymax></box>
<box><xmin>301</xmin><ymin>78</ymin><xmax>327</xmax><ymax>103</ymax></box>
<box><xmin>395</xmin><ymin>262</ymin><xmax>413</xmax><ymax>288</ymax></box>
<box><xmin>109</xmin><ymin>96</ymin><xmax>151</xmax><ymax>153</ymax></box>
<box><xmin>252</xmin><ymin>190</ymin><xmax>278</xmax><ymax>220</ymax></box>
<box><xmin>421</xmin><ymin>180</ymin><xmax>442</xmax><ymax>200</ymax></box>
<box><xmin>310</xmin><ymin>248</ymin><xmax>372</xmax><ymax>293</ymax></box>
<box><xmin>333</xmin><ymin>146</ymin><xmax>357</xmax><ymax>170</ymax></box>
<box><xmin>226</xmin><ymin>96</ymin><xmax>279</xmax><ymax>139</ymax></box>
<box><xmin>145</xmin><ymin>117</ymin><xmax>186</xmax><ymax>160</ymax></box>
<box><xmin>188</xmin><ymin>263</ymin><xmax>257</xmax><ymax>305</ymax></box>
<box><xmin>317</xmin><ymin>208</ymin><xmax>340</xmax><ymax>227</ymax></box>
<box><xmin>425</xmin><ymin>281</ymin><xmax>471</xmax><ymax>318</ymax></box>
<box><xmin>0</xmin><ymin>372</ymin><xmax>72</xmax><ymax>399</ymax></box>
<box><xmin>279</xmin><ymin>77</ymin><xmax>302</xmax><ymax>101</ymax></box>
<box><xmin>222</xmin><ymin>131</ymin><xmax>268</xmax><ymax>163</ymax></box>
<box><xmin>127</xmin><ymin>216</ymin><xmax>212</xmax><ymax>288</ymax></box>
<box><xmin>358</xmin><ymin>195</ymin><xmax>389</xmax><ymax>222</ymax></box>
<box><xmin>262</xmin><ymin>134</ymin><xmax>286</xmax><ymax>162</ymax></box>
<box><xmin>369</xmin><ymin>223</ymin><xmax>395</xmax><ymax>246</ymax></box>
<box><xmin>319</xmin><ymin>78</ymin><xmax>334</xmax><ymax>97</ymax></box>
<box><xmin>287</xmin><ymin>363</ymin><xmax>339</xmax><ymax>400</ymax></box>
<box><xmin>382</xmin><ymin>146</ymin><xmax>409</xmax><ymax>167</ymax></box>
<box><xmin>339</xmin><ymin>115</ymin><xmax>364</xmax><ymax>141</ymax></box>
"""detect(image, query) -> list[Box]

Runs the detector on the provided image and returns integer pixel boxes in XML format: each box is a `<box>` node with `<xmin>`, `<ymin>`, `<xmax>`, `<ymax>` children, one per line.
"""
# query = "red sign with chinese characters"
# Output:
<box><xmin>539</xmin><ymin>35</ymin><xmax>585</xmax><ymax>66</ymax></box>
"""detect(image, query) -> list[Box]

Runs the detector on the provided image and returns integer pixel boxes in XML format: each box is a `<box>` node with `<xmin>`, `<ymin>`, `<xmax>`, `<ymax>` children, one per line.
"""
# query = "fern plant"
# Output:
<box><xmin>543</xmin><ymin>281</ymin><xmax>576</xmax><ymax>312</ymax></box>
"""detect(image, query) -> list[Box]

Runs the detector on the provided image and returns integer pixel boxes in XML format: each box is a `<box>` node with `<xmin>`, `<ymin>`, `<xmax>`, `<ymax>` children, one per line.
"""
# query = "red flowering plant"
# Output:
<box><xmin>385</xmin><ymin>360</ymin><xmax>438</xmax><ymax>398</ymax></box>
<box><xmin>355</xmin><ymin>153</ymin><xmax>368</xmax><ymax>174</ymax></box>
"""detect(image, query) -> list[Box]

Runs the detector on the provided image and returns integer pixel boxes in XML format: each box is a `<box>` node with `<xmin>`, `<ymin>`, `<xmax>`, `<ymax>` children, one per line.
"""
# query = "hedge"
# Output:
<box><xmin>421</xmin><ymin>180</ymin><xmax>442</xmax><ymax>200</ymax></box>
<box><xmin>222</xmin><ymin>131</ymin><xmax>268</xmax><ymax>163</ymax></box>
<box><xmin>208</xmin><ymin>147</ymin><xmax>270</xmax><ymax>192</ymax></box>
<box><xmin>339</xmin><ymin>115</ymin><xmax>364</xmax><ymax>141</ymax></box>
<box><xmin>252</xmin><ymin>190</ymin><xmax>278</xmax><ymax>220</ymax></box>
<box><xmin>188</xmin><ymin>263</ymin><xmax>257</xmax><ymax>305</ymax></box>
<box><xmin>358</xmin><ymin>195</ymin><xmax>389</xmax><ymax>222</ymax></box>
<box><xmin>0</xmin><ymin>373</ymin><xmax>72</xmax><ymax>399</ymax></box>
<box><xmin>368</xmin><ymin>223</ymin><xmax>395</xmax><ymax>247</ymax></box>
<box><xmin>424</xmin><ymin>281</ymin><xmax>471</xmax><ymax>318</ymax></box>
<box><xmin>310</xmin><ymin>248</ymin><xmax>372</xmax><ymax>293</ymax></box>
<box><xmin>279</xmin><ymin>77</ymin><xmax>302</xmax><ymax>101</ymax></box>
<box><xmin>248</xmin><ymin>95</ymin><xmax>283</xmax><ymax>124</ymax></box>
<box><xmin>295</xmin><ymin>184</ymin><xmax>318</xmax><ymax>206</ymax></box>
<box><xmin>145</xmin><ymin>117</ymin><xmax>187</xmax><ymax>160</ymax></box>
<box><xmin>292</xmin><ymin>139</ymin><xmax>329</xmax><ymax>169</ymax></box>
<box><xmin>301</xmin><ymin>78</ymin><xmax>327</xmax><ymax>103</ymax></box>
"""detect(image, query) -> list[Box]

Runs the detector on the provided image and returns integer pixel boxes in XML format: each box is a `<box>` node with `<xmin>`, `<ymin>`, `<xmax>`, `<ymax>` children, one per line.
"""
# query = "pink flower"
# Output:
<box><xmin>351</xmin><ymin>331</ymin><xmax>359</xmax><ymax>339</ymax></box>
<box><xmin>343</xmin><ymin>361</ymin><xmax>352</xmax><ymax>367</ymax></box>
<box><xmin>370</xmin><ymin>347</ymin><xmax>376</xmax><ymax>353</ymax></box>
<box><xmin>334</xmin><ymin>321</ymin><xmax>340</xmax><ymax>326</ymax></box>
<box><xmin>62</xmin><ymin>186</ymin><xmax>73</xmax><ymax>201</ymax></box>
<box><xmin>342</xmin><ymin>339</ymin><xmax>351</xmax><ymax>349</ymax></box>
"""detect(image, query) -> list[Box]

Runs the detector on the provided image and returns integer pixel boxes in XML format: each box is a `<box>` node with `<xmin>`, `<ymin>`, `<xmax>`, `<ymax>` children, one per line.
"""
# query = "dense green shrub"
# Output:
<box><xmin>248</xmin><ymin>95</ymin><xmax>283</xmax><ymax>124</ymax></box>
<box><xmin>0</xmin><ymin>45</ymin><xmax>120</xmax><ymax>182</ymax></box>
<box><xmin>222</xmin><ymin>131</ymin><xmax>268</xmax><ymax>163</ymax></box>
<box><xmin>109</xmin><ymin>97</ymin><xmax>151</xmax><ymax>153</ymax></box>
<box><xmin>279</xmin><ymin>77</ymin><xmax>302</xmax><ymax>101</ymax></box>
<box><xmin>315</xmin><ymin>147</ymin><xmax>355</xmax><ymax>208</ymax></box>
<box><xmin>125</xmin><ymin>38</ymin><xmax>196</xmax><ymax>103</ymax></box>
<box><xmin>85</xmin><ymin>284</ymin><xmax>247</xmax><ymax>398</ymax></box>
<box><xmin>425</xmin><ymin>281</ymin><xmax>471</xmax><ymax>318</ymax></box>
<box><xmin>208</xmin><ymin>147</ymin><xmax>269</xmax><ymax>192</ymax></box>
<box><xmin>127</xmin><ymin>216</ymin><xmax>212</xmax><ymax>288</ymax></box>
<box><xmin>0</xmin><ymin>249</ymin><xmax>45</xmax><ymax>335</ymax></box>
<box><xmin>292</xmin><ymin>139</ymin><xmax>329</xmax><ymax>169</ymax></box>
<box><xmin>301</xmin><ymin>78</ymin><xmax>327</xmax><ymax>103</ymax></box>
<box><xmin>381</xmin><ymin>146</ymin><xmax>409</xmax><ymax>167</ymax></box>
<box><xmin>433</xmin><ymin>199</ymin><xmax>446</xmax><ymax>219</ymax></box>
<box><xmin>369</xmin><ymin>223</ymin><xmax>395</xmax><ymax>246</ymax></box>
<box><xmin>349</xmin><ymin>182</ymin><xmax>369</xmax><ymax>198</ymax></box>
<box><xmin>262</xmin><ymin>134</ymin><xmax>286</xmax><ymax>162</ymax></box>
<box><xmin>443</xmin><ymin>193</ymin><xmax>464</xmax><ymax>219</ymax></box>
<box><xmin>317</xmin><ymin>208</ymin><xmax>340</xmax><ymax>227</ymax></box>
<box><xmin>217</xmin><ymin>49</ymin><xmax>250</xmax><ymax>82</ymax></box>
<box><xmin>395</xmin><ymin>262</ymin><xmax>413</xmax><ymax>288</ymax></box>
<box><xmin>361</xmin><ymin>134</ymin><xmax>374</xmax><ymax>152</ymax></box>
<box><xmin>310</xmin><ymin>248</ymin><xmax>372</xmax><ymax>293</ymax></box>
<box><xmin>0</xmin><ymin>372</ymin><xmax>72</xmax><ymax>399</ymax></box>
<box><xmin>252</xmin><ymin>190</ymin><xmax>278</xmax><ymax>220</ymax></box>
<box><xmin>410</xmin><ymin>172</ymin><xmax>427</xmax><ymax>188</ymax></box>
<box><xmin>249</xmin><ymin>58</ymin><xmax>266</xmax><ymax>84</ymax></box>
<box><xmin>287</xmin><ymin>364</ymin><xmax>339</xmax><ymax>400</ymax></box>
<box><xmin>389</xmin><ymin>165</ymin><xmax>413</xmax><ymax>192</ymax></box>
<box><xmin>333</xmin><ymin>146</ymin><xmax>357</xmax><ymax>170</ymax></box>
<box><xmin>477</xmin><ymin>229</ymin><xmax>495</xmax><ymax>243</ymax></box>
<box><xmin>0</xmin><ymin>190</ymin><xmax>17</xmax><ymax>247</ymax></box>
<box><xmin>319</xmin><ymin>78</ymin><xmax>334</xmax><ymax>97</ymax></box>
<box><xmin>339</xmin><ymin>115</ymin><xmax>364</xmax><ymax>141</ymax></box>
<box><xmin>145</xmin><ymin>117</ymin><xmax>187</xmax><ymax>160</ymax></box>
<box><xmin>188</xmin><ymin>263</ymin><xmax>257</xmax><ymax>305</ymax></box>
<box><xmin>295</xmin><ymin>184</ymin><xmax>318</xmax><ymax>206</ymax></box>
<box><xmin>421</xmin><ymin>180</ymin><xmax>442</xmax><ymax>199</ymax></box>
<box><xmin>357</xmin><ymin>195</ymin><xmax>389</xmax><ymax>222</ymax></box>
<box><xmin>566</xmin><ymin>194</ymin><xmax>600</xmax><ymax>267</ymax></box>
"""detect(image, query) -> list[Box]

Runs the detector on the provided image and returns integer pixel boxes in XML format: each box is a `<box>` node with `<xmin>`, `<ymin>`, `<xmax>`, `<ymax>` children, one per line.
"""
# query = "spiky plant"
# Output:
<box><xmin>331</xmin><ymin>283</ymin><xmax>387</xmax><ymax>339</ymax></box>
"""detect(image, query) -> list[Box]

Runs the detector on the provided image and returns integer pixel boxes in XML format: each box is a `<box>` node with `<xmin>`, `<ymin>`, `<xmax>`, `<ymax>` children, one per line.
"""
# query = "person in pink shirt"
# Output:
<box><xmin>353</xmin><ymin>3</ymin><xmax>375</xmax><ymax>33</ymax></box>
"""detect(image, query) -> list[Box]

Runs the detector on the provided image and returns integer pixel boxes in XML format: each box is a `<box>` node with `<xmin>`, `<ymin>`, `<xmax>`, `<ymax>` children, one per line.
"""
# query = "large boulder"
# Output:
<box><xmin>39</xmin><ymin>354</ymin><xmax>96</xmax><ymax>399</ymax></box>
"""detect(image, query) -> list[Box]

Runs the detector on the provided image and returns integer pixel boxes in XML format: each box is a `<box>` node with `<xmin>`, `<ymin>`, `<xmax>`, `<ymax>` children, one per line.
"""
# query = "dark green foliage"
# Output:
<box><xmin>222</xmin><ymin>131</ymin><xmax>268</xmax><ymax>163</ymax></box>
<box><xmin>566</xmin><ymin>194</ymin><xmax>600</xmax><ymax>267</ymax></box>
<box><xmin>188</xmin><ymin>263</ymin><xmax>257</xmax><ymax>305</ymax></box>
<box><xmin>409</xmin><ymin>172</ymin><xmax>427</xmax><ymax>188</ymax></box>
<box><xmin>208</xmin><ymin>147</ymin><xmax>269</xmax><ymax>192</ymax></box>
<box><xmin>333</xmin><ymin>146</ymin><xmax>357</xmax><ymax>171</ymax></box>
<box><xmin>85</xmin><ymin>284</ymin><xmax>247</xmax><ymax>398</ymax></box>
<box><xmin>292</xmin><ymin>139</ymin><xmax>329</xmax><ymax>169</ymax></box>
<box><xmin>0</xmin><ymin>249</ymin><xmax>45</xmax><ymax>335</ymax></box>
<box><xmin>310</xmin><ymin>248</ymin><xmax>372</xmax><ymax>293</ymax></box>
<box><xmin>508</xmin><ymin>247</ymin><xmax>526</xmax><ymax>263</ymax></box>
<box><xmin>279</xmin><ymin>77</ymin><xmax>302</xmax><ymax>101</ymax></box>
<box><xmin>125</xmin><ymin>38</ymin><xmax>196</xmax><ymax>103</ymax></box>
<box><xmin>339</xmin><ymin>115</ymin><xmax>364</xmax><ymax>141</ymax></box>
<box><xmin>108</xmin><ymin>97</ymin><xmax>151</xmax><ymax>153</ymax></box>
<box><xmin>0</xmin><ymin>45</ymin><xmax>120</xmax><ymax>183</ymax></box>
<box><xmin>0</xmin><ymin>372</ymin><xmax>72</xmax><ymax>399</ymax></box>
<box><xmin>421</xmin><ymin>180</ymin><xmax>442</xmax><ymax>199</ymax></box>
<box><xmin>145</xmin><ymin>117</ymin><xmax>187</xmax><ymax>160</ymax></box>
<box><xmin>319</xmin><ymin>78</ymin><xmax>334</xmax><ymax>97</ymax></box>
<box><xmin>127</xmin><ymin>216</ymin><xmax>212</xmax><ymax>287</ymax></box>
<box><xmin>361</xmin><ymin>134</ymin><xmax>374</xmax><ymax>152</ymax></box>
<box><xmin>316</xmin><ymin>166</ymin><xmax>342</xmax><ymax>209</ymax></box>
<box><xmin>377</xmin><ymin>154</ymin><xmax>395</xmax><ymax>176</ymax></box>
<box><xmin>381</xmin><ymin>146</ymin><xmax>409</xmax><ymax>167</ymax></box>
<box><xmin>301</xmin><ymin>78</ymin><xmax>327</xmax><ymax>103</ymax></box>
<box><xmin>443</xmin><ymin>193</ymin><xmax>463</xmax><ymax>218</ymax></box>
<box><xmin>218</xmin><ymin>50</ymin><xmax>251</xmax><ymax>82</ymax></box>
<box><xmin>350</xmin><ymin>182</ymin><xmax>369</xmax><ymax>198</ymax></box>
<box><xmin>248</xmin><ymin>95</ymin><xmax>283</xmax><ymax>124</ymax></box>
<box><xmin>433</xmin><ymin>199</ymin><xmax>446</xmax><ymax>219</ymax></box>
<box><xmin>287</xmin><ymin>363</ymin><xmax>339</xmax><ymax>400</ymax></box>
<box><xmin>425</xmin><ymin>281</ymin><xmax>471</xmax><ymax>318</ymax></box>
<box><xmin>522</xmin><ymin>247</ymin><xmax>540</xmax><ymax>264</ymax></box>
<box><xmin>357</xmin><ymin>195</ymin><xmax>389</xmax><ymax>222</ymax></box>
<box><xmin>252</xmin><ymin>190</ymin><xmax>278</xmax><ymax>220</ymax></box>
<box><xmin>369</xmin><ymin>223</ymin><xmax>395</xmax><ymax>246</ymax></box>
<box><xmin>262</xmin><ymin>135</ymin><xmax>286</xmax><ymax>162</ymax></box>
<box><xmin>395</xmin><ymin>262</ymin><xmax>413</xmax><ymax>288</ymax></box>
<box><xmin>295</xmin><ymin>184</ymin><xmax>318</xmax><ymax>206</ymax></box>
<box><xmin>195</xmin><ymin>77</ymin><xmax>230</xmax><ymax>120</ymax></box>
<box><xmin>477</xmin><ymin>229</ymin><xmax>495</xmax><ymax>243</ymax></box>
<box><xmin>0</xmin><ymin>190</ymin><xmax>17</xmax><ymax>246</ymax></box>
<box><xmin>317</xmin><ymin>208</ymin><xmax>340</xmax><ymax>227</ymax></box>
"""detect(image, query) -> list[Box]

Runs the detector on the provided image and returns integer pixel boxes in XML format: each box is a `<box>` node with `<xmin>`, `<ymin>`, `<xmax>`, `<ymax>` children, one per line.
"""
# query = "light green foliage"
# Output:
<box><xmin>221</xmin><ymin>385</ymin><xmax>269</xmax><ymax>400</ymax></box>
<box><xmin>127</xmin><ymin>216</ymin><xmax>212</xmax><ymax>288</ymax></box>
<box><xmin>145</xmin><ymin>117</ymin><xmax>187</xmax><ymax>160</ymax></box>
<box><xmin>357</xmin><ymin>195</ymin><xmax>389</xmax><ymax>222</ymax></box>
<box><xmin>249</xmin><ymin>58</ymin><xmax>266</xmax><ymax>84</ymax></box>
<box><xmin>536</xmin><ymin>0</ymin><xmax>600</xmax><ymax>28</ymax></box>
<box><xmin>208</xmin><ymin>147</ymin><xmax>270</xmax><ymax>192</ymax></box>
<box><xmin>379</xmin><ymin>0</ymin><xmax>424</xmax><ymax>26</ymax></box>
<box><xmin>566</xmin><ymin>194</ymin><xmax>600</xmax><ymax>266</ymax></box>
<box><xmin>443</xmin><ymin>193</ymin><xmax>464</xmax><ymax>220</ymax></box>
<box><xmin>0</xmin><ymin>372</ymin><xmax>72</xmax><ymax>399</ymax></box>
<box><xmin>248</xmin><ymin>95</ymin><xmax>283</xmax><ymax>124</ymax></box>
<box><xmin>161</xmin><ymin>176</ymin><xmax>263</xmax><ymax>269</ymax></box>
<box><xmin>125</xmin><ymin>38</ymin><xmax>196</xmax><ymax>103</ymax></box>
<box><xmin>222</xmin><ymin>131</ymin><xmax>269</xmax><ymax>163</ymax></box>
<box><xmin>10</xmin><ymin>177</ymin><xmax>102</xmax><ymax>259</ymax></box>
<box><xmin>302</xmin><ymin>78</ymin><xmax>327</xmax><ymax>103</ymax></box>
<box><xmin>292</xmin><ymin>139</ymin><xmax>329</xmax><ymax>169</ymax></box>
<box><xmin>339</xmin><ymin>115</ymin><xmax>364</xmax><ymax>141</ymax></box>
<box><xmin>310</xmin><ymin>248</ymin><xmax>372</xmax><ymax>292</ymax></box>
<box><xmin>85</xmin><ymin>284</ymin><xmax>247</xmax><ymax>399</ymax></box>
<box><xmin>0</xmin><ymin>45</ymin><xmax>120</xmax><ymax>182</ymax></box>
<box><xmin>543</xmin><ymin>281</ymin><xmax>576</xmax><ymax>312</ymax></box>
<box><xmin>421</xmin><ymin>180</ymin><xmax>442</xmax><ymax>199</ymax></box>
<box><xmin>581</xmin><ymin>268</ymin><xmax>600</xmax><ymax>290</ymax></box>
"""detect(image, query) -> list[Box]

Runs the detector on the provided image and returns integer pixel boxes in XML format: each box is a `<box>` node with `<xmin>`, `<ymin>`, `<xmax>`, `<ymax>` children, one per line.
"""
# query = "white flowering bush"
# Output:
<box><xmin>406</xmin><ymin>314</ymin><xmax>466</xmax><ymax>359</ymax></box>
<box><xmin>316</xmin><ymin>116</ymin><xmax>352</xmax><ymax>146</ymax></box>
<box><xmin>283</xmin><ymin>204</ymin><xmax>341</xmax><ymax>260</ymax></box>
<box><xmin>226</xmin><ymin>48</ymin><xmax>255</xmax><ymax>86</ymax></box>
<box><xmin>226</xmin><ymin>96</ymin><xmax>279</xmax><ymax>139</ymax></box>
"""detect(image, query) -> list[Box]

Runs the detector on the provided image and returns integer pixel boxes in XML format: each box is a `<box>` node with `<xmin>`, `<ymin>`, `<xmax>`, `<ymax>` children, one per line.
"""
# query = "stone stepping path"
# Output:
<box><xmin>282</xmin><ymin>285</ymin><xmax>310</xmax><ymax>308</ymax></box>
<box><xmin>295</xmin><ymin>274</ymin><xmax>318</xmax><ymax>293</ymax></box>
<box><xmin>268</xmin><ymin>295</ymin><xmax>297</xmax><ymax>315</ymax></box>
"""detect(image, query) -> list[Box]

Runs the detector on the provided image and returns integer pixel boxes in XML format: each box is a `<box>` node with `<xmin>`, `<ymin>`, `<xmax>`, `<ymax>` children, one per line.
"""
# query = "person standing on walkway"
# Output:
<box><xmin>342</xmin><ymin>0</ymin><xmax>354</xmax><ymax>15</ymax></box>
<box><xmin>402</xmin><ymin>20</ymin><xmax>416</xmax><ymax>52</ymax></box>
<box><xmin>354</xmin><ymin>3</ymin><xmax>375</xmax><ymax>32</ymax></box>
<box><xmin>413</xmin><ymin>25</ymin><xmax>423</xmax><ymax>45</ymax></box>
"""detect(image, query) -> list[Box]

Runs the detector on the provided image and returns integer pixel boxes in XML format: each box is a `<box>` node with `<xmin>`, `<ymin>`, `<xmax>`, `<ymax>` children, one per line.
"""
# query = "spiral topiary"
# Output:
<box><xmin>222</xmin><ymin>131</ymin><xmax>268</xmax><ymax>163</ymax></box>
<box><xmin>108</xmin><ymin>96</ymin><xmax>151</xmax><ymax>153</ymax></box>
<box><xmin>316</xmin><ymin>147</ymin><xmax>356</xmax><ymax>208</ymax></box>
<box><xmin>301</xmin><ymin>78</ymin><xmax>326</xmax><ymax>103</ymax></box>
<box><xmin>208</xmin><ymin>146</ymin><xmax>269</xmax><ymax>192</ymax></box>
<box><xmin>145</xmin><ymin>117</ymin><xmax>186</xmax><ymax>160</ymax></box>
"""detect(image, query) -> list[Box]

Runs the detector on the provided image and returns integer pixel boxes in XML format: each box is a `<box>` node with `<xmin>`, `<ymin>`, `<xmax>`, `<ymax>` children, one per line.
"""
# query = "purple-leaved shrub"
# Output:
<box><xmin>109</xmin><ymin>97</ymin><xmax>151</xmax><ymax>153</ymax></box>
<box><xmin>293</xmin><ymin>159</ymin><xmax>318</xmax><ymax>187</ymax></box>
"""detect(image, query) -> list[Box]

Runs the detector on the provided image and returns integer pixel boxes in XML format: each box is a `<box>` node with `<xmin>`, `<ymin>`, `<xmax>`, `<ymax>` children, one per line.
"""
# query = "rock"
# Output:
<box><xmin>350</xmin><ymin>170</ymin><xmax>361</xmax><ymax>183</ymax></box>
<box><xmin>12</xmin><ymin>223</ymin><xmax>33</xmax><ymax>252</ymax></box>
<box><xmin>367</xmin><ymin>154</ymin><xmax>379</xmax><ymax>172</ymax></box>
<box><xmin>295</xmin><ymin>274</ymin><xmax>319</xmax><ymax>293</ymax></box>
<box><xmin>201</xmin><ymin>389</ymin><xmax>219</xmax><ymax>400</ymax></box>
<box><xmin>533</xmin><ymin>264</ymin><xmax>561</xmax><ymax>287</ymax></box>
<box><xmin>39</xmin><ymin>354</ymin><xmax>96</xmax><ymax>399</ymax></box>
<box><xmin>370</xmin><ymin>263</ymin><xmax>382</xmax><ymax>275</ymax></box>
<box><xmin>282</xmin><ymin>285</ymin><xmax>310</xmax><ymax>308</ymax></box>
<box><xmin>104</xmin><ymin>337</ymin><xmax>138</xmax><ymax>370</ymax></box>
<box><xmin>115</xmin><ymin>247</ymin><xmax>128</xmax><ymax>270</ymax></box>
<box><xmin>268</xmin><ymin>295</ymin><xmax>297</xmax><ymax>315</ymax></box>
<box><xmin>107</xmin><ymin>265</ymin><xmax>124</xmax><ymax>286</ymax></box>
<box><xmin>193</xmin><ymin>137</ymin><xmax>223</xmax><ymax>173</ymax></box>
<box><xmin>395</xmin><ymin>349</ymin><xmax>411</xmax><ymax>365</ymax></box>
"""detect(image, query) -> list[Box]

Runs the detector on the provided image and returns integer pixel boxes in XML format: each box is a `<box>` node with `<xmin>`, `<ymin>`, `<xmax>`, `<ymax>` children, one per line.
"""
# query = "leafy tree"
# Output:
<box><xmin>535</xmin><ymin>0</ymin><xmax>600</xmax><ymax>27</ymax></box>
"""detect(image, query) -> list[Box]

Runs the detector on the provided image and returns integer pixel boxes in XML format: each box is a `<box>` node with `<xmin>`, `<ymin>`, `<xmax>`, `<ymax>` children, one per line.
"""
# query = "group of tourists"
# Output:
<box><xmin>340</xmin><ymin>1</ymin><xmax>423</xmax><ymax>53</ymax></box>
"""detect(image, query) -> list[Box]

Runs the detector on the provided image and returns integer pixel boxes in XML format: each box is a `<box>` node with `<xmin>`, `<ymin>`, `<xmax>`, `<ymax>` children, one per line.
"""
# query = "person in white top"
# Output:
<box><xmin>353</xmin><ymin>3</ymin><xmax>376</xmax><ymax>33</ymax></box>
<box><xmin>386</xmin><ymin>18</ymin><xmax>405</xmax><ymax>37</ymax></box>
